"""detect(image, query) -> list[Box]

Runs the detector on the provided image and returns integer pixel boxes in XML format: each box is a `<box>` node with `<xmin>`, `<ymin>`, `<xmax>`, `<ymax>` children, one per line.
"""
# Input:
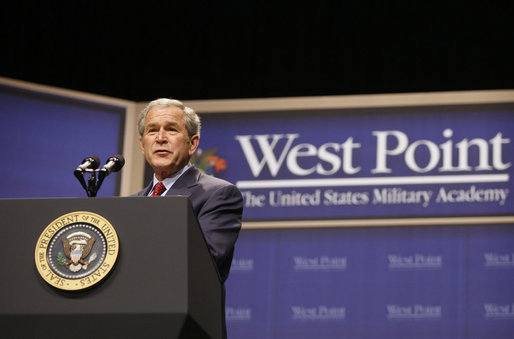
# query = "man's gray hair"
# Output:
<box><xmin>137</xmin><ymin>98</ymin><xmax>201</xmax><ymax>138</ymax></box>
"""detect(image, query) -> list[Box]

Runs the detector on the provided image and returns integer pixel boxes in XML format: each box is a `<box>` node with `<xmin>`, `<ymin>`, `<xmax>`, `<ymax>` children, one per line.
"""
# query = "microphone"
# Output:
<box><xmin>99</xmin><ymin>154</ymin><xmax>125</xmax><ymax>175</ymax></box>
<box><xmin>74</xmin><ymin>154</ymin><xmax>124</xmax><ymax>197</ymax></box>
<box><xmin>75</xmin><ymin>155</ymin><xmax>100</xmax><ymax>172</ymax></box>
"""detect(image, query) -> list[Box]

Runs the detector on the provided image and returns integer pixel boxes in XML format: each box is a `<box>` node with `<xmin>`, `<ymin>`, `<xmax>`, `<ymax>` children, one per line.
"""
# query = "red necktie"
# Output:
<box><xmin>151</xmin><ymin>182</ymin><xmax>166</xmax><ymax>196</ymax></box>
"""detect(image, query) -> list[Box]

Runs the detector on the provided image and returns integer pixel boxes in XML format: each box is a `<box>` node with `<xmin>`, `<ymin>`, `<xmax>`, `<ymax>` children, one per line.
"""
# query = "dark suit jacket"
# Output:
<box><xmin>133</xmin><ymin>166</ymin><xmax>243</xmax><ymax>283</ymax></box>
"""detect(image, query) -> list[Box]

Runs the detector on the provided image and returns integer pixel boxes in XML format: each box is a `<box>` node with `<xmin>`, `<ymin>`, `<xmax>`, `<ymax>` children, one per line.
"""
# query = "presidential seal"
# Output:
<box><xmin>35</xmin><ymin>211</ymin><xmax>119</xmax><ymax>291</ymax></box>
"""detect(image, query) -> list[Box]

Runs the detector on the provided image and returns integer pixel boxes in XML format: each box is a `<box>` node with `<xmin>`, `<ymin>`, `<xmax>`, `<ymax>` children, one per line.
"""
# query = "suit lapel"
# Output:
<box><xmin>165</xmin><ymin>166</ymin><xmax>200</xmax><ymax>197</ymax></box>
<box><xmin>139</xmin><ymin>182</ymin><xmax>153</xmax><ymax>196</ymax></box>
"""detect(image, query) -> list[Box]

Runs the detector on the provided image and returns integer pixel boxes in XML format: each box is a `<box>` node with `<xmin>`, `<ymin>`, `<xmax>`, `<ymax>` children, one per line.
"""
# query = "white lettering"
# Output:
<box><xmin>236</xmin><ymin>130</ymin><xmax>511</xmax><ymax>178</ymax></box>
<box><xmin>316</xmin><ymin>143</ymin><xmax>341</xmax><ymax>175</ymax></box>
<box><xmin>436</xmin><ymin>186</ymin><xmax>509</xmax><ymax>205</ymax></box>
<box><xmin>372</xmin><ymin>130</ymin><xmax>409</xmax><ymax>174</ymax></box>
<box><xmin>404</xmin><ymin>139</ymin><xmax>440</xmax><ymax>173</ymax></box>
<box><xmin>287</xmin><ymin>143</ymin><xmax>317</xmax><ymax>176</ymax></box>
<box><xmin>235</xmin><ymin>134</ymin><xmax>299</xmax><ymax>177</ymax></box>
<box><xmin>372</xmin><ymin>129</ymin><xmax>511</xmax><ymax>174</ymax></box>
<box><xmin>490</xmin><ymin>132</ymin><xmax>511</xmax><ymax>170</ymax></box>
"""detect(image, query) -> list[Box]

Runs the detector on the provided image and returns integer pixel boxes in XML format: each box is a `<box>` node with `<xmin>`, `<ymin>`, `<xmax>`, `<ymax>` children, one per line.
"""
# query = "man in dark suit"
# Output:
<box><xmin>132</xmin><ymin>98</ymin><xmax>243</xmax><ymax>283</ymax></box>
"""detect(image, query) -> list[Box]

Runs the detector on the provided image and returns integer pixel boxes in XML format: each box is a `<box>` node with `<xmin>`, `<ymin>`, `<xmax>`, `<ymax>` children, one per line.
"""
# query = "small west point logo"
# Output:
<box><xmin>35</xmin><ymin>211</ymin><xmax>119</xmax><ymax>291</ymax></box>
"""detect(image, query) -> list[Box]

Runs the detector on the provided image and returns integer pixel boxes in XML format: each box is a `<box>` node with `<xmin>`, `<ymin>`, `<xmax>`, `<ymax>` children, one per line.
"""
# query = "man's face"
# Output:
<box><xmin>140</xmin><ymin>106</ymin><xmax>199</xmax><ymax>181</ymax></box>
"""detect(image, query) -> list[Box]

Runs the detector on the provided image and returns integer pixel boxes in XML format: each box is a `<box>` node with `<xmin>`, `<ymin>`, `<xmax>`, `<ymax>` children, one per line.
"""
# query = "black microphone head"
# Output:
<box><xmin>83</xmin><ymin>155</ymin><xmax>100</xmax><ymax>169</ymax></box>
<box><xmin>106</xmin><ymin>154</ymin><xmax>125</xmax><ymax>173</ymax></box>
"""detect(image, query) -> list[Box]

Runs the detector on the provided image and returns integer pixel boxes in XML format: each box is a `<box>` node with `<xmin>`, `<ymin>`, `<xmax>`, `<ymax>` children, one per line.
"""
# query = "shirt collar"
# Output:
<box><xmin>151</xmin><ymin>164</ymin><xmax>191</xmax><ymax>195</ymax></box>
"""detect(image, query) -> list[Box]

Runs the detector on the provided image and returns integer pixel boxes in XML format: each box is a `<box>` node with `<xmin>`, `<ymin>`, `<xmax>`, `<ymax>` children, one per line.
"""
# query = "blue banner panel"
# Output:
<box><xmin>225</xmin><ymin>231</ymin><xmax>278</xmax><ymax>339</ymax></box>
<box><xmin>0</xmin><ymin>85</ymin><xmax>125</xmax><ymax>198</ymax></box>
<box><xmin>195</xmin><ymin>105</ymin><xmax>514</xmax><ymax>220</ymax></box>
<box><xmin>467</xmin><ymin>225</ymin><xmax>514</xmax><ymax>339</ymax></box>
<box><xmin>226</xmin><ymin>225</ymin><xmax>514</xmax><ymax>339</ymax></box>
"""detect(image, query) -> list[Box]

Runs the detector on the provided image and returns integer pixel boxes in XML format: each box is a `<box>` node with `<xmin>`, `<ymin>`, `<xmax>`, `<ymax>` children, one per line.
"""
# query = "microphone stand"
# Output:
<box><xmin>95</xmin><ymin>169</ymin><xmax>109</xmax><ymax>196</ymax></box>
<box><xmin>74</xmin><ymin>168</ymin><xmax>104</xmax><ymax>197</ymax></box>
<box><xmin>87</xmin><ymin>169</ymin><xmax>99</xmax><ymax>197</ymax></box>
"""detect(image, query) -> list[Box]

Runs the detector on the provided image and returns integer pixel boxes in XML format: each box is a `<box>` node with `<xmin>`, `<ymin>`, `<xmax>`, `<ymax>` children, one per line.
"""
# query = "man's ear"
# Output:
<box><xmin>189</xmin><ymin>134</ymin><xmax>200</xmax><ymax>155</ymax></box>
<box><xmin>139</xmin><ymin>136</ymin><xmax>145</xmax><ymax>154</ymax></box>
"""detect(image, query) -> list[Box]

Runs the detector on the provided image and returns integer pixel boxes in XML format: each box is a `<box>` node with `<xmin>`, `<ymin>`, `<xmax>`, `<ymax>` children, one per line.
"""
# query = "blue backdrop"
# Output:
<box><xmin>226</xmin><ymin>225</ymin><xmax>514</xmax><ymax>339</ymax></box>
<box><xmin>0</xmin><ymin>84</ymin><xmax>125</xmax><ymax>198</ymax></box>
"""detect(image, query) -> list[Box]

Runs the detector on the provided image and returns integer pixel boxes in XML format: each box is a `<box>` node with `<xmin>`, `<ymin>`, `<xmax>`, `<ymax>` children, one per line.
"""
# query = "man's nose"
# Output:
<box><xmin>156</xmin><ymin>128</ymin><xmax>167</xmax><ymax>142</ymax></box>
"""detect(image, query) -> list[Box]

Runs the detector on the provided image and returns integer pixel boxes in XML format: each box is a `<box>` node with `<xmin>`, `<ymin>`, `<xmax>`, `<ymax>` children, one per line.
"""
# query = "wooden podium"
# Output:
<box><xmin>0</xmin><ymin>197</ymin><xmax>224</xmax><ymax>338</ymax></box>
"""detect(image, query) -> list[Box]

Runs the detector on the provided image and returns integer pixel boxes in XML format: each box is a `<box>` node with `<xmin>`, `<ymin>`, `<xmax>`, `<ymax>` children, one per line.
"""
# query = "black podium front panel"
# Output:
<box><xmin>0</xmin><ymin>197</ymin><xmax>222</xmax><ymax>338</ymax></box>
